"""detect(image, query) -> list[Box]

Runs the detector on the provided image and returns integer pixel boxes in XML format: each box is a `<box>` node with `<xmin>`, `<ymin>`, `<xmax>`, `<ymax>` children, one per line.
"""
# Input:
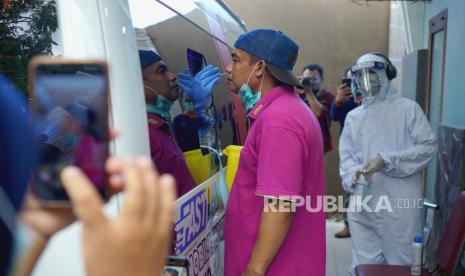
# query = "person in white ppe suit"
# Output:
<box><xmin>339</xmin><ymin>52</ymin><xmax>437</xmax><ymax>275</ymax></box>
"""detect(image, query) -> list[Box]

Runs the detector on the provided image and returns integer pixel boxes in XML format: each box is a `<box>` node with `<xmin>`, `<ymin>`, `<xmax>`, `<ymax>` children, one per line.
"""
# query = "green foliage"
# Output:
<box><xmin>0</xmin><ymin>0</ymin><xmax>58</xmax><ymax>94</ymax></box>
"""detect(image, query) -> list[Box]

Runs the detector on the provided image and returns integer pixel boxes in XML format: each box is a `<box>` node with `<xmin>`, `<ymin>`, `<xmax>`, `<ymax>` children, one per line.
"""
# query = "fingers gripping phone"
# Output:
<box><xmin>29</xmin><ymin>57</ymin><xmax>110</xmax><ymax>206</ymax></box>
<box><xmin>341</xmin><ymin>77</ymin><xmax>352</xmax><ymax>88</ymax></box>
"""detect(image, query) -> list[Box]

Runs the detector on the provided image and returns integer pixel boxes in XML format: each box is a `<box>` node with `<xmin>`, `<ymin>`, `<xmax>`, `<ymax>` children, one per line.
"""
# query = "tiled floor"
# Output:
<box><xmin>326</xmin><ymin>220</ymin><xmax>353</xmax><ymax>276</ymax></box>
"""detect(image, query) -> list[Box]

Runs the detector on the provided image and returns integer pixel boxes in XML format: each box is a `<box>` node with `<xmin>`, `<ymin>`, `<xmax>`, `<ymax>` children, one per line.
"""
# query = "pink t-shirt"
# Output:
<box><xmin>224</xmin><ymin>85</ymin><xmax>326</xmax><ymax>275</ymax></box>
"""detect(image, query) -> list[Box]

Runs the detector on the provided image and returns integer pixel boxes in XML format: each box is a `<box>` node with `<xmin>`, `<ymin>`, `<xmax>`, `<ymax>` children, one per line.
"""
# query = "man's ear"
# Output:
<box><xmin>255</xmin><ymin>60</ymin><xmax>266</xmax><ymax>78</ymax></box>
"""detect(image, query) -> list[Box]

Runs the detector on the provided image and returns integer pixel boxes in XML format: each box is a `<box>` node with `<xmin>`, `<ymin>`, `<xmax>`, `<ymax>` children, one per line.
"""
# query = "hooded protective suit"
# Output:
<box><xmin>339</xmin><ymin>53</ymin><xmax>437</xmax><ymax>275</ymax></box>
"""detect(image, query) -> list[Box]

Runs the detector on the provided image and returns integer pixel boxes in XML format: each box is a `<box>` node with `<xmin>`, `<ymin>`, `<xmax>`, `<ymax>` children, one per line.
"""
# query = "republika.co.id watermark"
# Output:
<box><xmin>263</xmin><ymin>195</ymin><xmax>424</xmax><ymax>213</ymax></box>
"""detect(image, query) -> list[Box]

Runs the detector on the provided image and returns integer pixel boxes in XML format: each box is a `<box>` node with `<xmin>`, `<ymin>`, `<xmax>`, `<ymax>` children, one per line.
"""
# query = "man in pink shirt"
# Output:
<box><xmin>224</xmin><ymin>29</ymin><xmax>326</xmax><ymax>275</ymax></box>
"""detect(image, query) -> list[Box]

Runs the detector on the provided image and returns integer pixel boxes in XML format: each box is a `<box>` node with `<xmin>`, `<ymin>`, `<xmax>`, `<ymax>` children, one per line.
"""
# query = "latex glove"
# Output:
<box><xmin>177</xmin><ymin>65</ymin><xmax>220</xmax><ymax>102</ymax></box>
<box><xmin>351</xmin><ymin>169</ymin><xmax>364</xmax><ymax>186</ymax></box>
<box><xmin>177</xmin><ymin>68</ymin><xmax>194</xmax><ymax>96</ymax></box>
<box><xmin>360</xmin><ymin>155</ymin><xmax>385</xmax><ymax>178</ymax></box>
<box><xmin>197</xmin><ymin>113</ymin><xmax>214</xmax><ymax>136</ymax></box>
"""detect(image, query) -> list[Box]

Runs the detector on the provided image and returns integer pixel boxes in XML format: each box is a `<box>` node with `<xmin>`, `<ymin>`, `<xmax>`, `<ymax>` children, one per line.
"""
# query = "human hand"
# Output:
<box><xmin>351</xmin><ymin>169</ymin><xmax>364</xmax><ymax>187</ymax></box>
<box><xmin>178</xmin><ymin>65</ymin><xmax>220</xmax><ymax>102</ymax></box>
<box><xmin>336</xmin><ymin>84</ymin><xmax>352</xmax><ymax>105</ymax></box>
<box><xmin>360</xmin><ymin>155</ymin><xmax>385</xmax><ymax>178</ymax></box>
<box><xmin>19</xmin><ymin>129</ymin><xmax>121</xmax><ymax>240</ymax></box>
<box><xmin>302</xmin><ymin>77</ymin><xmax>320</xmax><ymax>94</ymax></box>
<box><xmin>62</xmin><ymin>157</ymin><xmax>176</xmax><ymax>276</ymax></box>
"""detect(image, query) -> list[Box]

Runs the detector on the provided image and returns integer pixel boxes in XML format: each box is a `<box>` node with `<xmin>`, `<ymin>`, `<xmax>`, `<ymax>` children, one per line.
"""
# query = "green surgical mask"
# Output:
<box><xmin>145</xmin><ymin>85</ymin><xmax>174</xmax><ymax>119</ymax></box>
<box><xmin>239</xmin><ymin>61</ymin><xmax>264</xmax><ymax>110</ymax></box>
<box><xmin>239</xmin><ymin>83</ymin><xmax>261</xmax><ymax>110</ymax></box>
<box><xmin>183</xmin><ymin>99</ymin><xmax>195</xmax><ymax>112</ymax></box>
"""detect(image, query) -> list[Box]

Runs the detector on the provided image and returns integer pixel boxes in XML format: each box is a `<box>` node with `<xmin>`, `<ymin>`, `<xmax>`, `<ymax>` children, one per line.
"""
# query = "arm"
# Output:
<box><xmin>339</xmin><ymin>114</ymin><xmax>363</xmax><ymax>192</ymax></box>
<box><xmin>13</xmin><ymin>133</ymin><xmax>124</xmax><ymax>276</ymax></box>
<box><xmin>245</xmin><ymin>202</ymin><xmax>293</xmax><ymax>275</ymax></box>
<box><xmin>13</xmin><ymin>193</ymin><xmax>76</xmax><ymax>276</ymax></box>
<box><xmin>331</xmin><ymin>99</ymin><xmax>358</xmax><ymax>122</ymax></box>
<box><xmin>304</xmin><ymin>89</ymin><xmax>325</xmax><ymax>118</ymax></box>
<box><xmin>249</xmin><ymin>125</ymin><xmax>305</xmax><ymax>274</ymax></box>
<box><xmin>378</xmin><ymin>103</ymin><xmax>437</xmax><ymax>177</ymax></box>
<box><xmin>331</xmin><ymin>84</ymin><xmax>356</xmax><ymax>122</ymax></box>
<box><xmin>61</xmin><ymin>158</ymin><xmax>176</xmax><ymax>276</ymax></box>
<box><xmin>330</xmin><ymin>101</ymin><xmax>343</xmax><ymax>122</ymax></box>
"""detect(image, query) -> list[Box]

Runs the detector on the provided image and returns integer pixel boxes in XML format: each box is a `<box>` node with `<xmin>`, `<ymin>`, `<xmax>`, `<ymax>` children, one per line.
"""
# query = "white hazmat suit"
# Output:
<box><xmin>339</xmin><ymin>53</ymin><xmax>437</xmax><ymax>275</ymax></box>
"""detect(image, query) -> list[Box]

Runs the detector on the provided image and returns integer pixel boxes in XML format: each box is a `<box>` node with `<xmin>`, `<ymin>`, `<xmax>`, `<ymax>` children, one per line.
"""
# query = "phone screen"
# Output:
<box><xmin>187</xmin><ymin>48</ymin><xmax>206</xmax><ymax>76</ymax></box>
<box><xmin>31</xmin><ymin>61</ymin><xmax>109</xmax><ymax>204</ymax></box>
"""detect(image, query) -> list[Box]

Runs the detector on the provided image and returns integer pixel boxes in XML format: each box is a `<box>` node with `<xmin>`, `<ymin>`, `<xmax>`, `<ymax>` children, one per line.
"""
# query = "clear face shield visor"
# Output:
<box><xmin>351</xmin><ymin>61</ymin><xmax>387</xmax><ymax>98</ymax></box>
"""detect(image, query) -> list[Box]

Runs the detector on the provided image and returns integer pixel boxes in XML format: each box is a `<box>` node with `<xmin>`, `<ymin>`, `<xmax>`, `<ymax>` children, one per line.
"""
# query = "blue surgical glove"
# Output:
<box><xmin>197</xmin><ymin>113</ymin><xmax>214</xmax><ymax>136</ymax></box>
<box><xmin>178</xmin><ymin>65</ymin><xmax>220</xmax><ymax>113</ymax></box>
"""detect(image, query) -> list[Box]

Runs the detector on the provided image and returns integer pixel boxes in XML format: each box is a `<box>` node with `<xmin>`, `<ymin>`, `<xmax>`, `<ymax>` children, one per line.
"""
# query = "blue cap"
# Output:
<box><xmin>138</xmin><ymin>50</ymin><xmax>162</xmax><ymax>69</ymax></box>
<box><xmin>234</xmin><ymin>29</ymin><xmax>302</xmax><ymax>88</ymax></box>
<box><xmin>414</xmin><ymin>236</ymin><xmax>422</xmax><ymax>243</ymax></box>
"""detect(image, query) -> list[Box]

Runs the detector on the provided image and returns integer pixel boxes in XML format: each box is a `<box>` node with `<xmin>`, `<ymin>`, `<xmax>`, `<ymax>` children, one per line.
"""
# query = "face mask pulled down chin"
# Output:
<box><xmin>238</xmin><ymin>61</ymin><xmax>265</xmax><ymax>110</ymax></box>
<box><xmin>183</xmin><ymin>100</ymin><xmax>195</xmax><ymax>112</ymax></box>
<box><xmin>145</xmin><ymin>85</ymin><xmax>174</xmax><ymax>119</ymax></box>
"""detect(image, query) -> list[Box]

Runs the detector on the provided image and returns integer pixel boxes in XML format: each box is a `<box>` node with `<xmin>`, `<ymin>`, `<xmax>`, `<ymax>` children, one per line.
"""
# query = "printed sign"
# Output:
<box><xmin>170</xmin><ymin>172</ymin><xmax>225</xmax><ymax>276</ymax></box>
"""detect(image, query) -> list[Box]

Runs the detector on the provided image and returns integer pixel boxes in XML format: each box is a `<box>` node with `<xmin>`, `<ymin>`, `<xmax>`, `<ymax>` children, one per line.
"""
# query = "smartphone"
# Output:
<box><xmin>187</xmin><ymin>48</ymin><xmax>206</xmax><ymax>76</ymax></box>
<box><xmin>29</xmin><ymin>57</ymin><xmax>110</xmax><ymax>206</ymax></box>
<box><xmin>341</xmin><ymin>77</ymin><xmax>352</xmax><ymax>88</ymax></box>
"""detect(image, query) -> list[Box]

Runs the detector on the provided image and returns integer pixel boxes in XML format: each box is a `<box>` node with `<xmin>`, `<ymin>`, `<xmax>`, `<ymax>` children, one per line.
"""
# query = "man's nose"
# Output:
<box><xmin>225</xmin><ymin>63</ymin><xmax>232</xmax><ymax>73</ymax></box>
<box><xmin>169</xmin><ymin>71</ymin><xmax>176</xmax><ymax>81</ymax></box>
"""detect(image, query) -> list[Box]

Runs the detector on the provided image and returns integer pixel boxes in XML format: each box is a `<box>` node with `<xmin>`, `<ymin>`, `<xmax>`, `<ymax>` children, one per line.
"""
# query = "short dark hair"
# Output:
<box><xmin>303</xmin><ymin>64</ymin><xmax>324</xmax><ymax>78</ymax></box>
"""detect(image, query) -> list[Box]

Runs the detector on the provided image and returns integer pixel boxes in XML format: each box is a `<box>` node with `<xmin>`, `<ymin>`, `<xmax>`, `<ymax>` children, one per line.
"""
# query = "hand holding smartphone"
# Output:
<box><xmin>341</xmin><ymin>77</ymin><xmax>352</xmax><ymax>89</ymax></box>
<box><xmin>29</xmin><ymin>57</ymin><xmax>110</xmax><ymax>206</ymax></box>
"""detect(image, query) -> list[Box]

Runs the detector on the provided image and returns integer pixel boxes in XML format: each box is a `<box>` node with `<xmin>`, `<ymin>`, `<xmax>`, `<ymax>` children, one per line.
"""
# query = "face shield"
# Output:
<box><xmin>351</xmin><ymin>61</ymin><xmax>389</xmax><ymax>105</ymax></box>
